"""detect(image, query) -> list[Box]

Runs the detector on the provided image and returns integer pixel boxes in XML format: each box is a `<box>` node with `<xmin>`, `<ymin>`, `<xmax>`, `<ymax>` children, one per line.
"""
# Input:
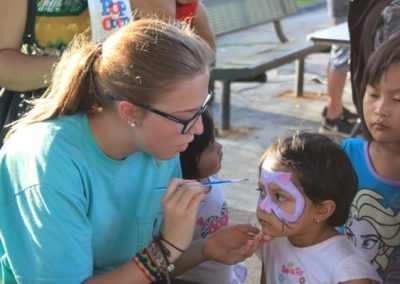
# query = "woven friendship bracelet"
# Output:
<box><xmin>132</xmin><ymin>248</ymin><xmax>162</xmax><ymax>281</ymax></box>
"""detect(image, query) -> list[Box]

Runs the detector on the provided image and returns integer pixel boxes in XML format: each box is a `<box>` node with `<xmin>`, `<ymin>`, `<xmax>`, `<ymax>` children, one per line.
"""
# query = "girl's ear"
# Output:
<box><xmin>314</xmin><ymin>200</ymin><xmax>336</xmax><ymax>223</ymax></box>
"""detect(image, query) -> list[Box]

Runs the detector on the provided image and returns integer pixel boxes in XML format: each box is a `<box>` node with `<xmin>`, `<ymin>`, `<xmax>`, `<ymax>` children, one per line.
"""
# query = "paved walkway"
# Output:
<box><xmin>210</xmin><ymin>3</ymin><xmax>355</xmax><ymax>283</ymax></box>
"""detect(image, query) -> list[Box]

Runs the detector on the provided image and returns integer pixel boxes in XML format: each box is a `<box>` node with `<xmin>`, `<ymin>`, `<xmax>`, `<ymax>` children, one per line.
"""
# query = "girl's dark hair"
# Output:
<box><xmin>359</xmin><ymin>34</ymin><xmax>400</xmax><ymax>141</ymax></box>
<box><xmin>180</xmin><ymin>109</ymin><xmax>215</xmax><ymax>180</ymax></box>
<box><xmin>259</xmin><ymin>132</ymin><xmax>358</xmax><ymax>227</ymax></box>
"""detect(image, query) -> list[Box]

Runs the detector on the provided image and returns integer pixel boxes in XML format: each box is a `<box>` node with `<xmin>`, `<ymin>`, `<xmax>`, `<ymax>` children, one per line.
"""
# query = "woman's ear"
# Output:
<box><xmin>117</xmin><ymin>101</ymin><xmax>140</xmax><ymax>126</ymax></box>
<box><xmin>314</xmin><ymin>200</ymin><xmax>336</xmax><ymax>223</ymax></box>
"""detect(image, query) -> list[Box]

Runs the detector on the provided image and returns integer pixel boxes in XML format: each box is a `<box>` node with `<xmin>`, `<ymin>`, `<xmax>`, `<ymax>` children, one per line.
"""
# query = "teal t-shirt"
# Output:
<box><xmin>0</xmin><ymin>113</ymin><xmax>181</xmax><ymax>283</ymax></box>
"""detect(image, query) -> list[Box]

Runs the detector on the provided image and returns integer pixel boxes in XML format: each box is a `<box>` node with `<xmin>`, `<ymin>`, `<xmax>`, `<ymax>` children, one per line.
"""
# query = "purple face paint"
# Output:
<box><xmin>258</xmin><ymin>161</ymin><xmax>305</xmax><ymax>224</ymax></box>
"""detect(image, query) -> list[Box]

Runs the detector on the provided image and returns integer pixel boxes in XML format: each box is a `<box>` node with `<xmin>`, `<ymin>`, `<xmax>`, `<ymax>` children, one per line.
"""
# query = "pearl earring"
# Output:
<box><xmin>128</xmin><ymin>121</ymin><xmax>135</xmax><ymax>128</ymax></box>
<box><xmin>314</xmin><ymin>216</ymin><xmax>320</xmax><ymax>223</ymax></box>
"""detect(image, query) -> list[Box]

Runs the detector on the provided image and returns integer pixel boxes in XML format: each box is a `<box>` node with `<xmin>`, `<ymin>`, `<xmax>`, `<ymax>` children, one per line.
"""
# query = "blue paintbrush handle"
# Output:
<box><xmin>153</xmin><ymin>178</ymin><xmax>248</xmax><ymax>191</ymax></box>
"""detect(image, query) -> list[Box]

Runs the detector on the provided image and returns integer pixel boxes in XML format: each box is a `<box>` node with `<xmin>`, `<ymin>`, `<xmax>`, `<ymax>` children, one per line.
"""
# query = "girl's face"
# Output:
<box><xmin>197</xmin><ymin>140</ymin><xmax>223</xmax><ymax>178</ymax></box>
<box><xmin>256</xmin><ymin>159</ymin><xmax>318</xmax><ymax>238</ymax></box>
<box><xmin>363</xmin><ymin>64</ymin><xmax>400</xmax><ymax>143</ymax></box>
<box><xmin>135</xmin><ymin>69</ymin><xmax>210</xmax><ymax>160</ymax></box>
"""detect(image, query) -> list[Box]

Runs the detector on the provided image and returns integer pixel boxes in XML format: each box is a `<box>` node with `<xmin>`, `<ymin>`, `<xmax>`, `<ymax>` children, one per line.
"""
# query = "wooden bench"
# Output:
<box><xmin>203</xmin><ymin>0</ymin><xmax>327</xmax><ymax>130</ymax></box>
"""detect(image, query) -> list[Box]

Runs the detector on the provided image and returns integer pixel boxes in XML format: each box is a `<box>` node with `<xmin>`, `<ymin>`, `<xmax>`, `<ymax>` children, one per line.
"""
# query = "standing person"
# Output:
<box><xmin>178</xmin><ymin>110</ymin><xmax>247</xmax><ymax>284</ymax></box>
<box><xmin>348</xmin><ymin>0</ymin><xmax>400</xmax><ymax>115</ymax></box>
<box><xmin>0</xmin><ymin>18</ymin><xmax>268</xmax><ymax>284</ymax></box>
<box><xmin>342</xmin><ymin>35</ymin><xmax>400</xmax><ymax>283</ymax></box>
<box><xmin>175</xmin><ymin>0</ymin><xmax>216</xmax><ymax>52</ymax></box>
<box><xmin>320</xmin><ymin>0</ymin><xmax>358</xmax><ymax>137</ymax></box>
<box><xmin>256</xmin><ymin>132</ymin><xmax>382</xmax><ymax>283</ymax></box>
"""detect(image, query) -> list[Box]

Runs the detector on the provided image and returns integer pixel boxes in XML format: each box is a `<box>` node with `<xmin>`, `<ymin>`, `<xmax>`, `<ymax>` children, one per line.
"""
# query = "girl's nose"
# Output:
<box><xmin>259</xmin><ymin>197</ymin><xmax>271</xmax><ymax>213</ymax></box>
<box><xmin>216</xmin><ymin>141</ymin><xmax>223</xmax><ymax>151</ymax></box>
<box><xmin>374</xmin><ymin>99</ymin><xmax>390</xmax><ymax>117</ymax></box>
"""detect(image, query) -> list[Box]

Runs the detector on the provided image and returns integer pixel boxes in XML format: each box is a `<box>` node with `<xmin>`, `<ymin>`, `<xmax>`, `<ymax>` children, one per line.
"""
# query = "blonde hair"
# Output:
<box><xmin>348</xmin><ymin>190</ymin><xmax>400</xmax><ymax>271</ymax></box>
<box><xmin>6</xmin><ymin>18</ymin><xmax>214</xmax><ymax>139</ymax></box>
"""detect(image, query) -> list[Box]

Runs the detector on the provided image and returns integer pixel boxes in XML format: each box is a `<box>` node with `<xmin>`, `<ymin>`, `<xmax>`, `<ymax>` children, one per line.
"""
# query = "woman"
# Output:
<box><xmin>0</xmin><ymin>18</ymin><xmax>266</xmax><ymax>284</ymax></box>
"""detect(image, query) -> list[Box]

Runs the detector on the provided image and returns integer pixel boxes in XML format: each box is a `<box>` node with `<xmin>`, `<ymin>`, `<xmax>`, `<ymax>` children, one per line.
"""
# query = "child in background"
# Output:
<box><xmin>256</xmin><ymin>132</ymin><xmax>381</xmax><ymax>284</ymax></box>
<box><xmin>178</xmin><ymin>109</ymin><xmax>247</xmax><ymax>284</ymax></box>
<box><xmin>342</xmin><ymin>35</ymin><xmax>400</xmax><ymax>283</ymax></box>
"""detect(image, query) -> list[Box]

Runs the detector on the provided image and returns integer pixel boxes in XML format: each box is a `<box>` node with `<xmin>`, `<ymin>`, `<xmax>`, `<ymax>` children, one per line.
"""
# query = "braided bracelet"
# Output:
<box><xmin>132</xmin><ymin>248</ymin><xmax>163</xmax><ymax>281</ymax></box>
<box><xmin>160</xmin><ymin>235</ymin><xmax>185</xmax><ymax>253</ymax></box>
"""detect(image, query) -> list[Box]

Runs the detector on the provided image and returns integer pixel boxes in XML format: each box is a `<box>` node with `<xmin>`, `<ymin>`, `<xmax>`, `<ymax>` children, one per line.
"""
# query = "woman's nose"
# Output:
<box><xmin>190</xmin><ymin>116</ymin><xmax>204</xmax><ymax>135</ymax></box>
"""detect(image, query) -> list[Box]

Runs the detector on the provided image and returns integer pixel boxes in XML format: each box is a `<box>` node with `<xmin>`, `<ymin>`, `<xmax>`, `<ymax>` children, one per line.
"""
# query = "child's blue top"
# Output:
<box><xmin>0</xmin><ymin>113</ymin><xmax>181</xmax><ymax>283</ymax></box>
<box><xmin>342</xmin><ymin>137</ymin><xmax>400</xmax><ymax>283</ymax></box>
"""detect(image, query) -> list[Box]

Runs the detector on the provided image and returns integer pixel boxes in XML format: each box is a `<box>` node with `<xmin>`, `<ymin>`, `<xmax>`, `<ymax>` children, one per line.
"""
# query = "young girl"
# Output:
<box><xmin>256</xmin><ymin>132</ymin><xmax>382</xmax><ymax>283</ymax></box>
<box><xmin>342</xmin><ymin>35</ymin><xmax>400</xmax><ymax>283</ymax></box>
<box><xmin>178</xmin><ymin>110</ymin><xmax>247</xmax><ymax>284</ymax></box>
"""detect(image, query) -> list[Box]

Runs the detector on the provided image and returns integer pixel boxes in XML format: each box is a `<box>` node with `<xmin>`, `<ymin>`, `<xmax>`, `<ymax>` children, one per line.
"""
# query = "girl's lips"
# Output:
<box><xmin>372</xmin><ymin>122</ymin><xmax>388</xmax><ymax>130</ymax></box>
<box><xmin>258</xmin><ymin>218</ymin><xmax>272</xmax><ymax>228</ymax></box>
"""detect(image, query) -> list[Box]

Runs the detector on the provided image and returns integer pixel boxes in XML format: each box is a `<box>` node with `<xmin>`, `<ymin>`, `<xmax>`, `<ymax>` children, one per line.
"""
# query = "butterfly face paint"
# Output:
<box><xmin>258</xmin><ymin>162</ymin><xmax>305</xmax><ymax>224</ymax></box>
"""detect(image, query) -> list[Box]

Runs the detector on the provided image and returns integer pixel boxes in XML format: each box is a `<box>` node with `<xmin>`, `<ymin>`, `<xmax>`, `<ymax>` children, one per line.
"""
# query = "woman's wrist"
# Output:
<box><xmin>132</xmin><ymin>236</ymin><xmax>182</xmax><ymax>283</ymax></box>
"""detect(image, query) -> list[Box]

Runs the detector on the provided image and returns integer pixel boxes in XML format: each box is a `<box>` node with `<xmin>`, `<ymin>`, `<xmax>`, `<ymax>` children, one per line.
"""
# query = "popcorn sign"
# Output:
<box><xmin>88</xmin><ymin>0</ymin><xmax>133</xmax><ymax>43</ymax></box>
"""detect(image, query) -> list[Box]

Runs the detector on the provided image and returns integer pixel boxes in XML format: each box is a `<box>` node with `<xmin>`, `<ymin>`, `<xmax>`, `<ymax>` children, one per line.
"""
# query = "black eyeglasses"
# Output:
<box><xmin>134</xmin><ymin>92</ymin><xmax>213</xmax><ymax>134</ymax></box>
<box><xmin>109</xmin><ymin>92</ymin><xmax>214</xmax><ymax>134</ymax></box>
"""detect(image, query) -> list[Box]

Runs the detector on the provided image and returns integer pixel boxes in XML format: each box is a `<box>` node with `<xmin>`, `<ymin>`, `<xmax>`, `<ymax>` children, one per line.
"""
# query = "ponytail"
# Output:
<box><xmin>6</xmin><ymin>37</ymin><xmax>101</xmax><ymax>139</ymax></box>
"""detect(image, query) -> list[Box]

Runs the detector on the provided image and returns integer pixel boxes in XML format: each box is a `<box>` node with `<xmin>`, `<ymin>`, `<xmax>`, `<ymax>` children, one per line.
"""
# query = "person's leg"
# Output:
<box><xmin>320</xmin><ymin>43</ymin><xmax>358</xmax><ymax>136</ymax></box>
<box><xmin>326</xmin><ymin>67</ymin><xmax>347</xmax><ymax>120</ymax></box>
<box><xmin>320</xmin><ymin>2</ymin><xmax>358</xmax><ymax>136</ymax></box>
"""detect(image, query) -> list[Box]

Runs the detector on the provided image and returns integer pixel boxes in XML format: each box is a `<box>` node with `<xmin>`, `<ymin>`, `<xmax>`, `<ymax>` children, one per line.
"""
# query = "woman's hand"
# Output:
<box><xmin>161</xmin><ymin>178</ymin><xmax>207</xmax><ymax>260</ymax></box>
<box><xmin>202</xmin><ymin>224</ymin><xmax>272</xmax><ymax>264</ymax></box>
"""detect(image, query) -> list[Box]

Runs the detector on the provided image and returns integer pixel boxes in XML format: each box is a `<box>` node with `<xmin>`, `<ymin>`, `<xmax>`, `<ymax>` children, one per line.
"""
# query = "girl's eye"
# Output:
<box><xmin>256</xmin><ymin>187</ymin><xmax>266</xmax><ymax>198</ymax></box>
<box><xmin>367</xmin><ymin>92</ymin><xmax>379</xmax><ymax>98</ymax></box>
<box><xmin>274</xmin><ymin>193</ymin><xmax>286</xmax><ymax>202</ymax></box>
<box><xmin>393</xmin><ymin>97</ymin><xmax>400</xmax><ymax>102</ymax></box>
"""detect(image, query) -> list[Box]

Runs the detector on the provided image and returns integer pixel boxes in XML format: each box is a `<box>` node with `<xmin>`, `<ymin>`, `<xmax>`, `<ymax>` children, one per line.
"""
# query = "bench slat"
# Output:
<box><xmin>211</xmin><ymin>40</ymin><xmax>326</xmax><ymax>80</ymax></box>
<box><xmin>203</xmin><ymin>0</ymin><xmax>298</xmax><ymax>36</ymax></box>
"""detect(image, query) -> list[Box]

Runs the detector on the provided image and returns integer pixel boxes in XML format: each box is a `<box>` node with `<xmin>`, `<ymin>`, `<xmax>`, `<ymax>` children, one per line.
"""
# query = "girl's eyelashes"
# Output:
<box><xmin>255</xmin><ymin>187</ymin><xmax>266</xmax><ymax>198</ymax></box>
<box><xmin>366</xmin><ymin>92</ymin><xmax>379</xmax><ymax>98</ymax></box>
<box><xmin>273</xmin><ymin>192</ymin><xmax>287</xmax><ymax>202</ymax></box>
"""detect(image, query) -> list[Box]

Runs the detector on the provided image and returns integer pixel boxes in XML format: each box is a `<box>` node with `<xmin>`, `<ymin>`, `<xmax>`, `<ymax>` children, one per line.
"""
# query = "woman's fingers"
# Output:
<box><xmin>161</xmin><ymin>179</ymin><xmax>207</xmax><ymax>257</ymax></box>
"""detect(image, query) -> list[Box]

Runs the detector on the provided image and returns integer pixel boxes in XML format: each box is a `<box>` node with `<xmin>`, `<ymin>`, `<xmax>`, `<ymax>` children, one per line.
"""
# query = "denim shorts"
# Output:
<box><xmin>329</xmin><ymin>44</ymin><xmax>350</xmax><ymax>73</ymax></box>
<box><xmin>327</xmin><ymin>0</ymin><xmax>349</xmax><ymax>73</ymax></box>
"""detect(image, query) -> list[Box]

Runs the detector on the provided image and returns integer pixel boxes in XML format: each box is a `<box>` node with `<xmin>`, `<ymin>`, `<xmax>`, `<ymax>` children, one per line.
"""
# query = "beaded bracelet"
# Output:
<box><xmin>147</xmin><ymin>241</ymin><xmax>175</xmax><ymax>274</ymax></box>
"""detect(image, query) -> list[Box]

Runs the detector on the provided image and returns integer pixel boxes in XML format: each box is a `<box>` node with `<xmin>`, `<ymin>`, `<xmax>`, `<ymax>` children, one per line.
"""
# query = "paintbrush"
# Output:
<box><xmin>153</xmin><ymin>178</ymin><xmax>249</xmax><ymax>191</ymax></box>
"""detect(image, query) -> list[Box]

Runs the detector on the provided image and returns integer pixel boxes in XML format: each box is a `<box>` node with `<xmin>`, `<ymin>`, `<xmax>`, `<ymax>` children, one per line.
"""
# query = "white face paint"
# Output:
<box><xmin>258</xmin><ymin>162</ymin><xmax>306</xmax><ymax>224</ymax></box>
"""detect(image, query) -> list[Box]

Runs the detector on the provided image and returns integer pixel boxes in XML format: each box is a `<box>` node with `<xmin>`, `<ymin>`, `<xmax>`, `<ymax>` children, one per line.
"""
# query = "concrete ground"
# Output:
<box><xmin>209</xmin><ymin>3</ymin><xmax>356</xmax><ymax>284</ymax></box>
